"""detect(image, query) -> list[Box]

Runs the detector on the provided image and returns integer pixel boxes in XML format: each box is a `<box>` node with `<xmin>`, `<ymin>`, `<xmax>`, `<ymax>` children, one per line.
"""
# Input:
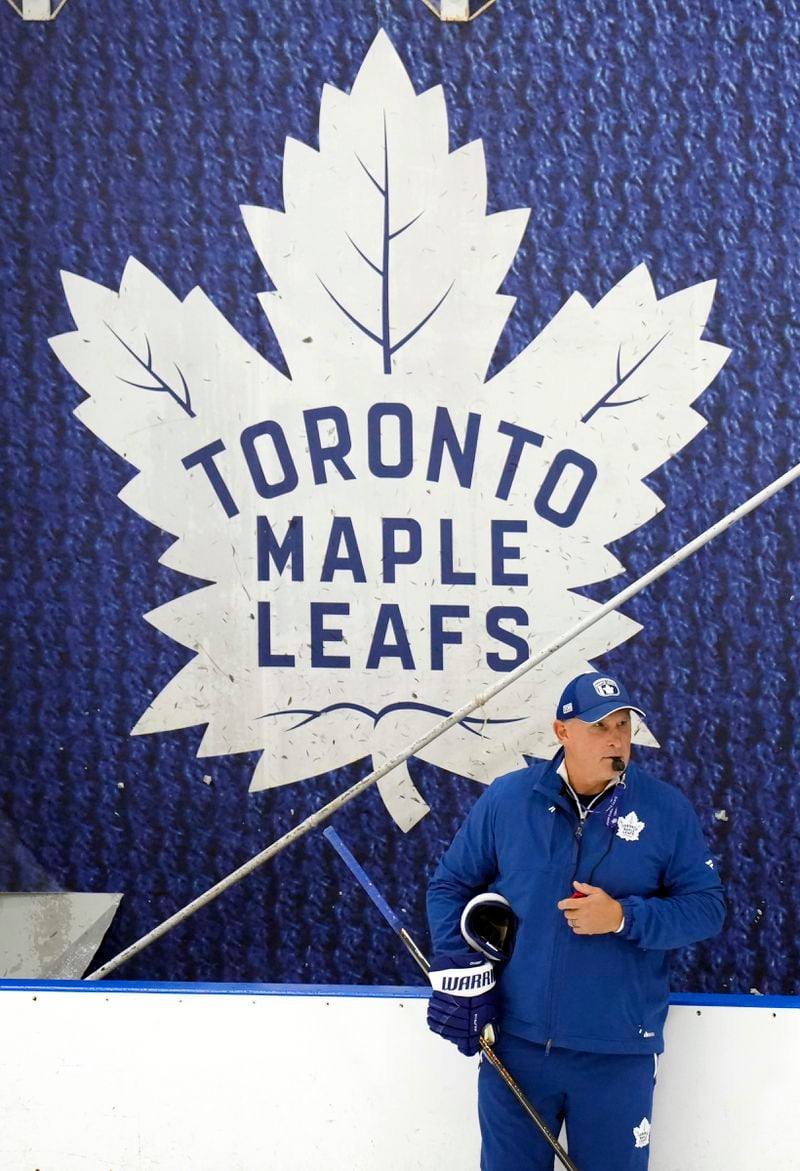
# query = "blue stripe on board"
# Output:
<box><xmin>668</xmin><ymin>992</ymin><xmax>800</xmax><ymax>1010</ymax></box>
<box><xmin>0</xmin><ymin>979</ymin><xmax>430</xmax><ymax>998</ymax></box>
<box><xmin>1</xmin><ymin>980</ymin><xmax>798</xmax><ymax>1008</ymax></box>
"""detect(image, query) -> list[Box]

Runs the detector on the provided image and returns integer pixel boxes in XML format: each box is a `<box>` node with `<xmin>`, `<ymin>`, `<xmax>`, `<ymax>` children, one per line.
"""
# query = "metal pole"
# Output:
<box><xmin>85</xmin><ymin>462</ymin><xmax>800</xmax><ymax>980</ymax></box>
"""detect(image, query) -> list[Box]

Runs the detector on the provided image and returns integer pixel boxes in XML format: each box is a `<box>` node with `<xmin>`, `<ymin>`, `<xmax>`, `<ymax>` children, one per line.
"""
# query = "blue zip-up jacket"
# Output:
<box><xmin>427</xmin><ymin>753</ymin><xmax>726</xmax><ymax>1055</ymax></box>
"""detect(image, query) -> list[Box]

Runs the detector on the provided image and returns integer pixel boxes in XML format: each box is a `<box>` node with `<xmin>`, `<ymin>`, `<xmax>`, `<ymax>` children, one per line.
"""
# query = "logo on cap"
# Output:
<box><xmin>593</xmin><ymin>677</ymin><xmax>620</xmax><ymax>698</ymax></box>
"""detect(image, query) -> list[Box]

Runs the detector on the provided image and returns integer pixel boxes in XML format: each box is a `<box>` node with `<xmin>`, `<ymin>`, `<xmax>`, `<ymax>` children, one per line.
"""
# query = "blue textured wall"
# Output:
<box><xmin>1</xmin><ymin>0</ymin><xmax>799</xmax><ymax>993</ymax></box>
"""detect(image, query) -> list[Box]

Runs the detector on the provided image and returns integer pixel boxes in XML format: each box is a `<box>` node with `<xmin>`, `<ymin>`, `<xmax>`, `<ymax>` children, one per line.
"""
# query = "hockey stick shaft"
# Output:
<box><xmin>322</xmin><ymin>828</ymin><xmax>430</xmax><ymax>975</ymax></box>
<box><xmin>85</xmin><ymin>462</ymin><xmax>800</xmax><ymax>980</ymax></box>
<box><xmin>322</xmin><ymin>826</ymin><xmax>580</xmax><ymax>1171</ymax></box>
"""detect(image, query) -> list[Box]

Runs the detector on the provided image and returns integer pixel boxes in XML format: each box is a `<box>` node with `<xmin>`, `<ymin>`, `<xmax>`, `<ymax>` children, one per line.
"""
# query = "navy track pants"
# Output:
<box><xmin>478</xmin><ymin>1033</ymin><xmax>658</xmax><ymax>1171</ymax></box>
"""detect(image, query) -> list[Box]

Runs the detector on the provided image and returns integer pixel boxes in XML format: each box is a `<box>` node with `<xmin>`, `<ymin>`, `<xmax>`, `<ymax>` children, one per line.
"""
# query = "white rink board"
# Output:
<box><xmin>0</xmin><ymin>983</ymin><xmax>796</xmax><ymax>1171</ymax></box>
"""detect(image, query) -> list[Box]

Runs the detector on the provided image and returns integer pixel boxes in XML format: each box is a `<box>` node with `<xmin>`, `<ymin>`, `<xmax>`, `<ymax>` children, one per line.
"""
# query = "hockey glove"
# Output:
<box><xmin>427</xmin><ymin>952</ymin><xmax>498</xmax><ymax>1056</ymax></box>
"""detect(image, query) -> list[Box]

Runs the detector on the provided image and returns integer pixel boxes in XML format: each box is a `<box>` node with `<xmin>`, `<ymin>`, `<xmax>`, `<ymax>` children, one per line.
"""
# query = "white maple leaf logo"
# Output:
<box><xmin>633</xmin><ymin>1117</ymin><xmax>652</xmax><ymax>1148</ymax></box>
<box><xmin>49</xmin><ymin>31</ymin><xmax>729</xmax><ymax>831</ymax></box>
<box><xmin>616</xmin><ymin>811</ymin><xmax>646</xmax><ymax>841</ymax></box>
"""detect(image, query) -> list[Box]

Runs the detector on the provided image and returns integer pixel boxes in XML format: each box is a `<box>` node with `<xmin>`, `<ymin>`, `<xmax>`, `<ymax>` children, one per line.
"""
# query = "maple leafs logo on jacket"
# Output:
<box><xmin>616</xmin><ymin>811</ymin><xmax>646</xmax><ymax>842</ymax></box>
<box><xmin>49</xmin><ymin>32</ymin><xmax>729</xmax><ymax>831</ymax></box>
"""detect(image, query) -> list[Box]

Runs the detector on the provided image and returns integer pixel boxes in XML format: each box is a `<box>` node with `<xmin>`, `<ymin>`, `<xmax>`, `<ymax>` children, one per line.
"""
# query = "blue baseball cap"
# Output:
<box><xmin>556</xmin><ymin>672</ymin><xmax>646</xmax><ymax>724</ymax></box>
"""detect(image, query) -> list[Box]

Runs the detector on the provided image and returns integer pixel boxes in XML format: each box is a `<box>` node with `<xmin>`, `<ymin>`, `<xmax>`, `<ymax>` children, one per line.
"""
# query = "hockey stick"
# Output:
<box><xmin>322</xmin><ymin>826</ymin><xmax>580</xmax><ymax>1171</ymax></box>
<box><xmin>85</xmin><ymin>461</ymin><xmax>800</xmax><ymax>981</ymax></box>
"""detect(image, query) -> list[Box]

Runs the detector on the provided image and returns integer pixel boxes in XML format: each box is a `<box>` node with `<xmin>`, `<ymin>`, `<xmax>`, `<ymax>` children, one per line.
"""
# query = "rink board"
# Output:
<box><xmin>0</xmin><ymin>982</ymin><xmax>796</xmax><ymax>1170</ymax></box>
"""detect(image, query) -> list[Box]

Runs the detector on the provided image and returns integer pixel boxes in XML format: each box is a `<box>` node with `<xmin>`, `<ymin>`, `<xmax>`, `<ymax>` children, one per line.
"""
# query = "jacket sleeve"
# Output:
<box><xmin>618</xmin><ymin>794</ymin><xmax>726</xmax><ymax>951</ymax></box>
<box><xmin>427</xmin><ymin>784</ymin><xmax>500</xmax><ymax>955</ymax></box>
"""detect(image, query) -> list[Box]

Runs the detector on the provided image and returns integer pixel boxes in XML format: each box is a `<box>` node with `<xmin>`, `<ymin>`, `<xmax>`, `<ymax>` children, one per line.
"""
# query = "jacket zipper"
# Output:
<box><xmin>543</xmin><ymin>776</ymin><xmax>624</xmax><ymax>1051</ymax></box>
<box><xmin>570</xmin><ymin>815</ymin><xmax>586</xmax><ymax>887</ymax></box>
<box><xmin>544</xmin><ymin>804</ymin><xmax>586</xmax><ymax>1051</ymax></box>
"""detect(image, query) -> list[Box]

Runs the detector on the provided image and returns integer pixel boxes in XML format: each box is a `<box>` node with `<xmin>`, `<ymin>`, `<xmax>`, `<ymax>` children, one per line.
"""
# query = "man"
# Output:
<box><xmin>426</xmin><ymin>671</ymin><xmax>725</xmax><ymax>1171</ymax></box>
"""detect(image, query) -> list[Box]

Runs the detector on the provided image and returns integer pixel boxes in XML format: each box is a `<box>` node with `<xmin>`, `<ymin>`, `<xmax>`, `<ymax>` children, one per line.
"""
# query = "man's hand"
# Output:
<box><xmin>557</xmin><ymin>881</ymin><xmax>624</xmax><ymax>935</ymax></box>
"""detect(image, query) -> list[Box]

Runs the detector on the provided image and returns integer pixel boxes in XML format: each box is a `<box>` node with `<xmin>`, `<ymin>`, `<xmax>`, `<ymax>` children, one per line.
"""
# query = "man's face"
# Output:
<box><xmin>553</xmin><ymin>708</ymin><xmax>633</xmax><ymax>786</ymax></box>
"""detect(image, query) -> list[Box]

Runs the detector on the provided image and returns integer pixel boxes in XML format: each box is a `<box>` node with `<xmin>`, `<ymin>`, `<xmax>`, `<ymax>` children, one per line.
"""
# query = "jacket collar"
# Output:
<box><xmin>530</xmin><ymin>748</ymin><xmax>568</xmax><ymax>804</ymax></box>
<box><xmin>530</xmin><ymin>749</ymin><xmax>635</xmax><ymax>813</ymax></box>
